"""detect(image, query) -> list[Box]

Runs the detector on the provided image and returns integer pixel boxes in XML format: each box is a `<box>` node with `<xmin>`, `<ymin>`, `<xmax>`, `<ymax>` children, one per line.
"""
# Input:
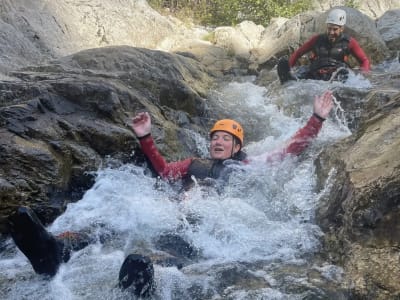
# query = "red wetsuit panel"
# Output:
<box><xmin>348</xmin><ymin>37</ymin><xmax>370</xmax><ymax>71</ymax></box>
<box><xmin>289</xmin><ymin>35</ymin><xmax>319</xmax><ymax>67</ymax></box>
<box><xmin>265</xmin><ymin>115</ymin><xmax>323</xmax><ymax>162</ymax></box>
<box><xmin>285</xmin><ymin>114</ymin><xmax>323</xmax><ymax>155</ymax></box>
<box><xmin>139</xmin><ymin>135</ymin><xmax>192</xmax><ymax>180</ymax></box>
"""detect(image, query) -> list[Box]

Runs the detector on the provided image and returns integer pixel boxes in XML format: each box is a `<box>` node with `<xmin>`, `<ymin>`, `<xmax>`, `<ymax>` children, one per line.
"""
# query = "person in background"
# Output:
<box><xmin>8</xmin><ymin>90</ymin><xmax>334</xmax><ymax>297</ymax></box>
<box><xmin>278</xmin><ymin>8</ymin><xmax>370</xmax><ymax>83</ymax></box>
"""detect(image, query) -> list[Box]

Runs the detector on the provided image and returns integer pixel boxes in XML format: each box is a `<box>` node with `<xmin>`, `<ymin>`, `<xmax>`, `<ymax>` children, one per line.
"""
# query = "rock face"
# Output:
<box><xmin>315</xmin><ymin>92</ymin><xmax>400</xmax><ymax>299</ymax></box>
<box><xmin>376</xmin><ymin>9</ymin><xmax>400</xmax><ymax>50</ymax></box>
<box><xmin>0</xmin><ymin>0</ymin><xmax>183</xmax><ymax>73</ymax></box>
<box><xmin>0</xmin><ymin>46</ymin><xmax>216</xmax><ymax>231</ymax></box>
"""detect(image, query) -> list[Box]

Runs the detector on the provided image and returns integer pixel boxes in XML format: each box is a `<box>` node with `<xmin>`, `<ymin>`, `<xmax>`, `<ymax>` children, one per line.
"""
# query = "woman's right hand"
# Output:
<box><xmin>131</xmin><ymin>112</ymin><xmax>151</xmax><ymax>138</ymax></box>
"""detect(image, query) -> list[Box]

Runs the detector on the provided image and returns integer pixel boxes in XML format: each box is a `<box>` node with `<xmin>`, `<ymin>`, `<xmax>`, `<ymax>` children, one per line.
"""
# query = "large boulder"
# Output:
<box><xmin>211</xmin><ymin>21</ymin><xmax>265</xmax><ymax>62</ymax></box>
<box><xmin>315</xmin><ymin>92</ymin><xmax>400</xmax><ymax>299</ymax></box>
<box><xmin>0</xmin><ymin>46</ymin><xmax>216</xmax><ymax>232</ymax></box>
<box><xmin>376</xmin><ymin>9</ymin><xmax>400</xmax><ymax>50</ymax></box>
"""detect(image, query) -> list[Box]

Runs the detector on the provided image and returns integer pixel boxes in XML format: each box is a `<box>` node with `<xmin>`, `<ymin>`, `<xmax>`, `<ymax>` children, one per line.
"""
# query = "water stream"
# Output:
<box><xmin>0</xmin><ymin>66</ymin><xmax>393</xmax><ymax>299</ymax></box>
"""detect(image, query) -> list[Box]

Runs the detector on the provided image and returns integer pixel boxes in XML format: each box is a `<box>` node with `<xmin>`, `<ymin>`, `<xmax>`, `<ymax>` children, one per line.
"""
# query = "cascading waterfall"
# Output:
<box><xmin>0</xmin><ymin>71</ymin><xmax>376</xmax><ymax>299</ymax></box>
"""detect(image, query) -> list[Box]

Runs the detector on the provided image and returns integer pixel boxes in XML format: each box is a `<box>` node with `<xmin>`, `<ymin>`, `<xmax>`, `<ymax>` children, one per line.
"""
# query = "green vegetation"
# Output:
<box><xmin>147</xmin><ymin>0</ymin><xmax>313</xmax><ymax>27</ymax></box>
<box><xmin>344</xmin><ymin>0</ymin><xmax>360</xmax><ymax>8</ymax></box>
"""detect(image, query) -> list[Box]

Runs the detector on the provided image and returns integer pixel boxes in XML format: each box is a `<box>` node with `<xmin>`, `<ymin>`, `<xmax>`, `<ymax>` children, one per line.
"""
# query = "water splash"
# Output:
<box><xmin>1</xmin><ymin>74</ymin><xmax>365</xmax><ymax>299</ymax></box>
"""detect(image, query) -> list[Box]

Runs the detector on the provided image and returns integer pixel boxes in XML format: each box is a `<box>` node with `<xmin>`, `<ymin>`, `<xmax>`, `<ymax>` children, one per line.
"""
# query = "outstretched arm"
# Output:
<box><xmin>131</xmin><ymin>112</ymin><xmax>192</xmax><ymax>180</ymax></box>
<box><xmin>289</xmin><ymin>35</ymin><xmax>319</xmax><ymax>67</ymax></box>
<box><xmin>250</xmin><ymin>90</ymin><xmax>334</xmax><ymax>163</ymax></box>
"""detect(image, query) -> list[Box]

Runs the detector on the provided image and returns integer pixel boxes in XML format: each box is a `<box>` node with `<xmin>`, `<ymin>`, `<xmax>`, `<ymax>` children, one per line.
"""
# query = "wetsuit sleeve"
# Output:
<box><xmin>139</xmin><ymin>135</ymin><xmax>192</xmax><ymax>180</ymax></box>
<box><xmin>289</xmin><ymin>35</ymin><xmax>319</xmax><ymax>67</ymax></box>
<box><xmin>348</xmin><ymin>37</ymin><xmax>370</xmax><ymax>71</ymax></box>
<box><xmin>283</xmin><ymin>114</ymin><xmax>324</xmax><ymax>155</ymax></box>
<box><xmin>250</xmin><ymin>114</ymin><xmax>324</xmax><ymax>163</ymax></box>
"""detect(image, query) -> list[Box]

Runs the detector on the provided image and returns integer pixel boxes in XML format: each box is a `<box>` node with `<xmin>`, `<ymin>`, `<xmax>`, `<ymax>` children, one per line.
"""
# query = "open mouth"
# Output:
<box><xmin>213</xmin><ymin>146</ymin><xmax>224</xmax><ymax>153</ymax></box>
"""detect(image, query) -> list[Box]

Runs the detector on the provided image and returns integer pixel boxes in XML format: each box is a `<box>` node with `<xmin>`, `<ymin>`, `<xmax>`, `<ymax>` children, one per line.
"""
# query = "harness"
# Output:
<box><xmin>181</xmin><ymin>151</ymin><xmax>247</xmax><ymax>192</ymax></box>
<box><xmin>308</xmin><ymin>33</ymin><xmax>350</xmax><ymax>80</ymax></box>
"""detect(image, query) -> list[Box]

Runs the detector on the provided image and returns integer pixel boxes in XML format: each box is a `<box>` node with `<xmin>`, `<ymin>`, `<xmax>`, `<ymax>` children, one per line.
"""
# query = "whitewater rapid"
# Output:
<box><xmin>0</xmin><ymin>71</ymin><xmax>373</xmax><ymax>299</ymax></box>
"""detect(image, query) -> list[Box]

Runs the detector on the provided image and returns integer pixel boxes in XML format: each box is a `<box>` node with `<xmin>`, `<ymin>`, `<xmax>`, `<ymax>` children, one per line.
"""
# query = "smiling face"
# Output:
<box><xmin>326</xmin><ymin>23</ymin><xmax>344</xmax><ymax>43</ymax></box>
<box><xmin>209</xmin><ymin>131</ymin><xmax>241</xmax><ymax>160</ymax></box>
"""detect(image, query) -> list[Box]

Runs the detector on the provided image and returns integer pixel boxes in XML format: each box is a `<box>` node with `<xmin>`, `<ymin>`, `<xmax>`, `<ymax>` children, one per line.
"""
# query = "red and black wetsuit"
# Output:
<box><xmin>138</xmin><ymin>114</ymin><xmax>325</xmax><ymax>182</ymax></box>
<box><xmin>289</xmin><ymin>33</ymin><xmax>370</xmax><ymax>80</ymax></box>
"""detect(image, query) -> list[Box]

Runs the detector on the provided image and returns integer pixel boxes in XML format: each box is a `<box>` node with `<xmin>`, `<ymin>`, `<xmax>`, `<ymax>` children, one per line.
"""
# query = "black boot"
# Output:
<box><xmin>119</xmin><ymin>254</ymin><xmax>155</xmax><ymax>298</ymax></box>
<box><xmin>277</xmin><ymin>58</ymin><xmax>295</xmax><ymax>84</ymax></box>
<box><xmin>8</xmin><ymin>206</ymin><xmax>64</xmax><ymax>276</ymax></box>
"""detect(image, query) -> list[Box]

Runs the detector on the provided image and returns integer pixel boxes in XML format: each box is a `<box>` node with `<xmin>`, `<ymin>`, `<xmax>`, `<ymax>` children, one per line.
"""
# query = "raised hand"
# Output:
<box><xmin>313</xmin><ymin>90</ymin><xmax>334</xmax><ymax>120</ymax></box>
<box><xmin>131</xmin><ymin>112</ymin><xmax>152</xmax><ymax>138</ymax></box>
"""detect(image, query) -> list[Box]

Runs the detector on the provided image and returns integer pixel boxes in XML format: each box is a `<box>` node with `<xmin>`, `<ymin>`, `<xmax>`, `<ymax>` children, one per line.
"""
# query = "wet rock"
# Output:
<box><xmin>0</xmin><ymin>46</ymin><xmax>216</xmax><ymax>231</ymax></box>
<box><xmin>118</xmin><ymin>253</ymin><xmax>155</xmax><ymax>298</ymax></box>
<box><xmin>315</xmin><ymin>92</ymin><xmax>400</xmax><ymax>298</ymax></box>
<box><xmin>376</xmin><ymin>9</ymin><xmax>400</xmax><ymax>51</ymax></box>
<box><xmin>154</xmin><ymin>232</ymin><xmax>201</xmax><ymax>260</ymax></box>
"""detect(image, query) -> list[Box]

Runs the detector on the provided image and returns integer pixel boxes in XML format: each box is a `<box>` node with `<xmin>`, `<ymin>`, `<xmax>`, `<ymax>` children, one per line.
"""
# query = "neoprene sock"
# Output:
<box><xmin>8</xmin><ymin>206</ymin><xmax>64</xmax><ymax>276</ymax></box>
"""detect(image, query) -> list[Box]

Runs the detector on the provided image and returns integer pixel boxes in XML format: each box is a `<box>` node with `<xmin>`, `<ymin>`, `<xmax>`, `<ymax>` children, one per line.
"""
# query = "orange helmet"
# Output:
<box><xmin>210</xmin><ymin>119</ymin><xmax>244</xmax><ymax>146</ymax></box>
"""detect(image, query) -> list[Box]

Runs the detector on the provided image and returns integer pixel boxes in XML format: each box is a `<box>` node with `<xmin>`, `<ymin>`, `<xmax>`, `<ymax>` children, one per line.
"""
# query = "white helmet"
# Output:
<box><xmin>326</xmin><ymin>8</ymin><xmax>346</xmax><ymax>26</ymax></box>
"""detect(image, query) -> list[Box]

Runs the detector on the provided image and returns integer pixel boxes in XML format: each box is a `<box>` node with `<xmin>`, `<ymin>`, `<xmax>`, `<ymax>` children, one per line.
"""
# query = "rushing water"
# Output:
<box><xmin>0</xmin><ymin>70</ymin><xmax>377</xmax><ymax>299</ymax></box>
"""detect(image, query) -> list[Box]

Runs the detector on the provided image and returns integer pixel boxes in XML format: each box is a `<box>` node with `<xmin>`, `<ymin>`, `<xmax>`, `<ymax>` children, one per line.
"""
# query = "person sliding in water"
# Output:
<box><xmin>8</xmin><ymin>90</ymin><xmax>334</xmax><ymax>297</ymax></box>
<box><xmin>278</xmin><ymin>8</ymin><xmax>370</xmax><ymax>84</ymax></box>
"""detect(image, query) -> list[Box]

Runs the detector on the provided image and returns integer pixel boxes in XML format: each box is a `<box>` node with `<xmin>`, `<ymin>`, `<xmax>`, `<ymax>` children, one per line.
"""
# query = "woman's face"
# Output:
<box><xmin>209</xmin><ymin>131</ymin><xmax>240</xmax><ymax>160</ymax></box>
